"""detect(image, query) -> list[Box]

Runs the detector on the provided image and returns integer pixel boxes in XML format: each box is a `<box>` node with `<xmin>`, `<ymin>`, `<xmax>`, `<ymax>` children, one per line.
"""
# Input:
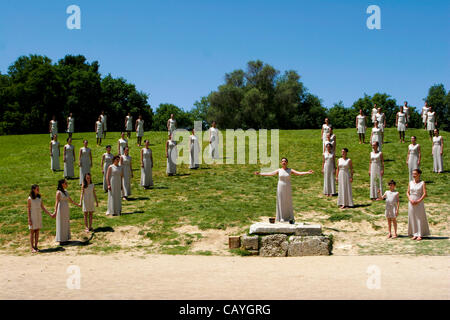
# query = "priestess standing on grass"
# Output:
<box><xmin>255</xmin><ymin>158</ymin><xmax>314</xmax><ymax>224</ymax></box>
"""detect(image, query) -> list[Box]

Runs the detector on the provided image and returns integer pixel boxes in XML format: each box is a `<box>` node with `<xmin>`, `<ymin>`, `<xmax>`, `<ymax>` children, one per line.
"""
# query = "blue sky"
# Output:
<box><xmin>0</xmin><ymin>0</ymin><xmax>448</xmax><ymax>112</ymax></box>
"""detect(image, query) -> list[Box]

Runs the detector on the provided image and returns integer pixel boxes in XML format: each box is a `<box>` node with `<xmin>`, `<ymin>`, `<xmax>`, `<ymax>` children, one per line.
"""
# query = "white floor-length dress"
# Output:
<box><xmin>408</xmin><ymin>144</ymin><xmax>420</xmax><ymax>181</ymax></box>
<box><xmin>126</xmin><ymin>116</ymin><xmax>133</xmax><ymax>131</ymax></box>
<box><xmin>50</xmin><ymin>120</ymin><xmax>58</xmax><ymax>138</ymax></box>
<box><xmin>408</xmin><ymin>180</ymin><xmax>430</xmax><ymax>237</ymax></box>
<box><xmin>370</xmin><ymin>151</ymin><xmax>383</xmax><ymax>199</ymax></box>
<box><xmin>371</xmin><ymin>127</ymin><xmax>382</xmax><ymax>151</ymax></box>
<box><xmin>421</xmin><ymin>106</ymin><xmax>429</xmax><ymax>125</ymax></box>
<box><xmin>167</xmin><ymin>140</ymin><xmax>177</xmax><ymax>174</ymax></box>
<box><xmin>64</xmin><ymin>144</ymin><xmax>74</xmax><ymax>178</ymax></box>
<box><xmin>121</xmin><ymin>155</ymin><xmax>132</xmax><ymax>197</ymax></box>
<box><xmin>96</xmin><ymin>121</ymin><xmax>103</xmax><ymax>138</ymax></box>
<box><xmin>190</xmin><ymin>134</ymin><xmax>200</xmax><ymax>169</ymax></box>
<box><xmin>323</xmin><ymin>152</ymin><xmax>336</xmax><ymax>195</ymax></box>
<box><xmin>55</xmin><ymin>190</ymin><xmax>70</xmax><ymax>242</ymax></box>
<box><xmin>432</xmin><ymin>136</ymin><xmax>443</xmax><ymax>173</ymax></box>
<box><xmin>82</xmin><ymin>184</ymin><xmax>95</xmax><ymax>212</ymax></box>
<box><xmin>51</xmin><ymin>140</ymin><xmax>60</xmax><ymax>171</ymax></box>
<box><xmin>427</xmin><ymin>112</ymin><xmax>436</xmax><ymax>131</ymax></box>
<box><xmin>371</xmin><ymin>108</ymin><xmax>378</xmax><ymax>123</ymax></box>
<box><xmin>141</xmin><ymin>148</ymin><xmax>153</xmax><ymax>187</ymax></box>
<box><xmin>107</xmin><ymin>164</ymin><xmax>122</xmax><ymax>216</ymax></box>
<box><xmin>168</xmin><ymin>118</ymin><xmax>176</xmax><ymax>135</ymax></box>
<box><xmin>67</xmin><ymin>117</ymin><xmax>74</xmax><ymax>134</ymax></box>
<box><xmin>276</xmin><ymin>168</ymin><xmax>294</xmax><ymax>222</ymax></box>
<box><xmin>137</xmin><ymin>119</ymin><xmax>144</xmax><ymax>137</ymax></box>
<box><xmin>103</xmin><ymin>153</ymin><xmax>114</xmax><ymax>192</ymax></box>
<box><xmin>118</xmin><ymin>138</ymin><xmax>128</xmax><ymax>155</ymax></box>
<box><xmin>79</xmin><ymin>147</ymin><xmax>91</xmax><ymax>185</ymax></box>
<box><xmin>210</xmin><ymin>127</ymin><xmax>219</xmax><ymax>159</ymax></box>
<box><xmin>337</xmin><ymin>158</ymin><xmax>354</xmax><ymax>207</ymax></box>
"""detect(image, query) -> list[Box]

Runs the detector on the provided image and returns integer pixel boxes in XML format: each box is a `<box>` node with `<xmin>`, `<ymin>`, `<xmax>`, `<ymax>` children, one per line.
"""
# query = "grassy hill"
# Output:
<box><xmin>0</xmin><ymin>128</ymin><xmax>448</xmax><ymax>256</ymax></box>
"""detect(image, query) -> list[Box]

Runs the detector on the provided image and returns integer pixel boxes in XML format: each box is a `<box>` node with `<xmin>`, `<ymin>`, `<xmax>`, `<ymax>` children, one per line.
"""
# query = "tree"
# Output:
<box><xmin>152</xmin><ymin>104</ymin><xmax>190</xmax><ymax>131</ymax></box>
<box><xmin>425</xmin><ymin>84</ymin><xmax>449</xmax><ymax>130</ymax></box>
<box><xmin>327</xmin><ymin>101</ymin><xmax>353</xmax><ymax>128</ymax></box>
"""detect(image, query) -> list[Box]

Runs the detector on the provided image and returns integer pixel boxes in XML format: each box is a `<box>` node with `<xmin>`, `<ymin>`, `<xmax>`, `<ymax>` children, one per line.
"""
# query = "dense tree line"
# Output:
<box><xmin>0</xmin><ymin>54</ymin><xmax>152</xmax><ymax>135</ymax></box>
<box><xmin>1</xmin><ymin>56</ymin><xmax>448</xmax><ymax>134</ymax></box>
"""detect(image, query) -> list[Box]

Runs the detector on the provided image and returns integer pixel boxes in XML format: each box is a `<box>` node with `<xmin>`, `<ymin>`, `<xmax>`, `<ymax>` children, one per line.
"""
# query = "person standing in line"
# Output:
<box><xmin>356</xmin><ymin>109</ymin><xmax>367</xmax><ymax>144</ymax></box>
<box><xmin>95</xmin><ymin>116</ymin><xmax>103</xmax><ymax>146</ymax></box>
<box><xmin>189</xmin><ymin>128</ymin><xmax>200</xmax><ymax>169</ymax></box>
<box><xmin>396</xmin><ymin>106</ymin><xmax>407</xmax><ymax>143</ymax></box>
<box><xmin>66</xmin><ymin>113</ymin><xmax>75</xmax><ymax>138</ymax></box>
<box><xmin>329</xmin><ymin>127</ymin><xmax>336</xmax><ymax>153</ymax></box>
<box><xmin>407</xmin><ymin>136</ymin><xmax>421</xmax><ymax>181</ymax></box>
<box><xmin>79</xmin><ymin>173</ymin><xmax>98</xmax><ymax>232</ymax></box>
<box><xmin>370</xmin><ymin>121</ymin><xmax>383</xmax><ymax>152</ymax></box>
<box><xmin>426</xmin><ymin>106</ymin><xmax>437</xmax><ymax>140</ymax></box>
<box><xmin>63</xmin><ymin>137</ymin><xmax>75</xmax><ymax>179</ymax></box>
<box><xmin>377</xmin><ymin>180</ymin><xmax>400</xmax><ymax>239</ymax></box>
<box><xmin>118</xmin><ymin>132</ymin><xmax>129</xmax><ymax>155</ymax></box>
<box><xmin>432</xmin><ymin>129</ymin><xmax>444</xmax><ymax>174</ymax></box>
<box><xmin>376</xmin><ymin>107</ymin><xmax>386</xmax><ymax>144</ymax></box>
<box><xmin>125</xmin><ymin>113</ymin><xmax>133</xmax><ymax>138</ymax></box>
<box><xmin>120</xmin><ymin>146</ymin><xmax>133</xmax><ymax>200</ymax></box>
<box><xmin>321</xmin><ymin>118</ymin><xmax>331</xmax><ymax>151</ymax></box>
<box><xmin>421</xmin><ymin>101</ymin><xmax>429</xmax><ymax>130</ymax></box>
<box><xmin>336</xmin><ymin>148</ymin><xmax>354</xmax><ymax>209</ymax></box>
<box><xmin>255</xmin><ymin>158</ymin><xmax>314</xmax><ymax>223</ymax></box>
<box><xmin>323</xmin><ymin>133</ymin><xmax>335</xmax><ymax>154</ymax></box>
<box><xmin>50</xmin><ymin>134</ymin><xmax>60</xmax><ymax>172</ymax></box>
<box><xmin>101</xmin><ymin>145</ymin><xmax>114</xmax><ymax>192</ymax></box>
<box><xmin>27</xmin><ymin>184</ymin><xmax>54</xmax><ymax>253</ymax></box>
<box><xmin>322</xmin><ymin>143</ymin><xmax>336</xmax><ymax>197</ymax></box>
<box><xmin>135</xmin><ymin>115</ymin><xmax>145</xmax><ymax>147</ymax></box>
<box><xmin>106</xmin><ymin>155</ymin><xmax>123</xmax><ymax>216</ymax></box>
<box><xmin>100</xmin><ymin>111</ymin><xmax>107</xmax><ymax>139</ymax></box>
<box><xmin>369</xmin><ymin>142</ymin><xmax>384</xmax><ymax>200</ymax></box>
<box><xmin>140</xmin><ymin>140</ymin><xmax>154</xmax><ymax>189</ymax></box>
<box><xmin>407</xmin><ymin>169</ymin><xmax>430</xmax><ymax>241</ymax></box>
<box><xmin>79</xmin><ymin>140</ymin><xmax>92</xmax><ymax>185</ymax></box>
<box><xmin>209</xmin><ymin>121</ymin><xmax>220</xmax><ymax>160</ymax></box>
<box><xmin>54</xmin><ymin>179</ymin><xmax>81</xmax><ymax>245</ymax></box>
<box><xmin>167</xmin><ymin>114</ymin><xmax>177</xmax><ymax>136</ymax></box>
<box><xmin>166</xmin><ymin>133</ymin><xmax>177</xmax><ymax>176</ymax></box>
<box><xmin>49</xmin><ymin>115</ymin><xmax>58</xmax><ymax>139</ymax></box>
<box><xmin>403</xmin><ymin>101</ymin><xmax>410</xmax><ymax>124</ymax></box>
<box><xmin>371</xmin><ymin>104</ymin><xmax>378</xmax><ymax>124</ymax></box>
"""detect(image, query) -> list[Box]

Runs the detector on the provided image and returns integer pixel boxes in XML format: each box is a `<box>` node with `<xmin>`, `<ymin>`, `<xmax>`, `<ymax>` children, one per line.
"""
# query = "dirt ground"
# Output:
<box><xmin>1</xmin><ymin>254</ymin><xmax>448</xmax><ymax>300</ymax></box>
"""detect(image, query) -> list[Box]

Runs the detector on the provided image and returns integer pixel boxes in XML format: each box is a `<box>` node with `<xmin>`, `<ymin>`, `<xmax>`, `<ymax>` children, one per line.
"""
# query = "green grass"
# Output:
<box><xmin>0</xmin><ymin>128</ymin><xmax>448</xmax><ymax>255</ymax></box>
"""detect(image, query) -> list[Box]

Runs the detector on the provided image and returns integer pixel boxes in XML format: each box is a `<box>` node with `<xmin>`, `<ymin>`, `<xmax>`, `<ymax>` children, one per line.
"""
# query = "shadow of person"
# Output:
<box><xmin>422</xmin><ymin>236</ymin><xmax>449</xmax><ymax>240</ymax></box>
<box><xmin>61</xmin><ymin>233</ymin><xmax>95</xmax><ymax>247</ymax></box>
<box><xmin>93</xmin><ymin>226</ymin><xmax>114</xmax><ymax>233</ymax></box>
<box><xmin>121</xmin><ymin>210</ymin><xmax>145</xmax><ymax>215</ymax></box>
<box><xmin>126</xmin><ymin>197</ymin><xmax>150</xmax><ymax>201</ymax></box>
<box><xmin>38</xmin><ymin>247</ymin><xmax>65</xmax><ymax>253</ymax></box>
<box><xmin>352</xmin><ymin>203</ymin><xmax>372</xmax><ymax>208</ymax></box>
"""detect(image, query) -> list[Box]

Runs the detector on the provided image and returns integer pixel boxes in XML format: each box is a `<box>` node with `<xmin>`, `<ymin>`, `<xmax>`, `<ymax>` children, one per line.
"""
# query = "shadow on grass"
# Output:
<box><xmin>126</xmin><ymin>197</ymin><xmax>150</xmax><ymax>201</ymax></box>
<box><xmin>38</xmin><ymin>246</ymin><xmax>65</xmax><ymax>253</ymax></box>
<box><xmin>424</xmin><ymin>181</ymin><xmax>434</xmax><ymax>184</ymax></box>
<box><xmin>352</xmin><ymin>204</ymin><xmax>372</xmax><ymax>208</ymax></box>
<box><xmin>93</xmin><ymin>226</ymin><xmax>114</xmax><ymax>233</ymax></box>
<box><xmin>423</xmin><ymin>236</ymin><xmax>449</xmax><ymax>240</ymax></box>
<box><xmin>122</xmin><ymin>210</ymin><xmax>145</xmax><ymax>215</ymax></box>
<box><xmin>60</xmin><ymin>233</ymin><xmax>94</xmax><ymax>247</ymax></box>
<box><xmin>384</xmin><ymin>159</ymin><xmax>395</xmax><ymax>162</ymax></box>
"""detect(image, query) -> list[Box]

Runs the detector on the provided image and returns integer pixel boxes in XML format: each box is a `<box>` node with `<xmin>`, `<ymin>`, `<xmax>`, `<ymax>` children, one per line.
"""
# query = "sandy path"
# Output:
<box><xmin>0</xmin><ymin>254</ymin><xmax>448</xmax><ymax>300</ymax></box>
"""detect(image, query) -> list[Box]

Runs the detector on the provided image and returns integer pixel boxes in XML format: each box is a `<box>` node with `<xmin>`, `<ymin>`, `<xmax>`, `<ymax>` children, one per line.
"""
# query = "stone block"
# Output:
<box><xmin>249</xmin><ymin>222</ymin><xmax>322</xmax><ymax>236</ymax></box>
<box><xmin>241</xmin><ymin>235</ymin><xmax>259</xmax><ymax>250</ymax></box>
<box><xmin>259</xmin><ymin>234</ymin><xmax>288</xmax><ymax>257</ymax></box>
<box><xmin>287</xmin><ymin>236</ymin><xmax>331</xmax><ymax>256</ymax></box>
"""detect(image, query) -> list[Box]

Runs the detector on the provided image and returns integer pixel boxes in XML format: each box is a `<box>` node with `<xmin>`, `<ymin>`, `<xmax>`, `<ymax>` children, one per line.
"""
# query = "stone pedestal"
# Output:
<box><xmin>239</xmin><ymin>222</ymin><xmax>332</xmax><ymax>257</ymax></box>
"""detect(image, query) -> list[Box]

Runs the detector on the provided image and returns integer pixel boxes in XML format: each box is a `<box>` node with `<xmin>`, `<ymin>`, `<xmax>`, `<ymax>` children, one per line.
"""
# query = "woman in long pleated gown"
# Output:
<box><xmin>406</xmin><ymin>136</ymin><xmax>421</xmax><ymax>181</ymax></box>
<box><xmin>101</xmin><ymin>145</ymin><xmax>114</xmax><ymax>192</ymax></box>
<box><xmin>432</xmin><ymin>129</ymin><xmax>444</xmax><ymax>173</ymax></box>
<box><xmin>118</xmin><ymin>132</ymin><xmax>128</xmax><ymax>155</ymax></box>
<box><xmin>54</xmin><ymin>179</ymin><xmax>81</xmax><ymax>245</ymax></box>
<box><xmin>106</xmin><ymin>156</ymin><xmax>123</xmax><ymax>216</ymax></box>
<box><xmin>336</xmin><ymin>148</ymin><xmax>354</xmax><ymax>209</ymax></box>
<box><xmin>63</xmin><ymin>137</ymin><xmax>75</xmax><ymax>178</ymax></box>
<box><xmin>120</xmin><ymin>147</ymin><xmax>133</xmax><ymax>199</ymax></box>
<box><xmin>189</xmin><ymin>128</ymin><xmax>200</xmax><ymax>169</ymax></box>
<box><xmin>50</xmin><ymin>135</ymin><xmax>60</xmax><ymax>171</ymax></box>
<box><xmin>49</xmin><ymin>116</ymin><xmax>58</xmax><ymax>139</ymax></box>
<box><xmin>166</xmin><ymin>133</ymin><xmax>177</xmax><ymax>175</ymax></box>
<box><xmin>255</xmin><ymin>158</ymin><xmax>314</xmax><ymax>223</ymax></box>
<box><xmin>370</xmin><ymin>121</ymin><xmax>383</xmax><ymax>152</ymax></box>
<box><xmin>407</xmin><ymin>169</ymin><xmax>430</xmax><ymax>241</ymax></box>
<box><xmin>369</xmin><ymin>142</ymin><xmax>384</xmax><ymax>200</ymax></box>
<box><xmin>322</xmin><ymin>142</ymin><xmax>336</xmax><ymax>196</ymax></box>
<box><xmin>140</xmin><ymin>140</ymin><xmax>153</xmax><ymax>189</ymax></box>
<box><xmin>79</xmin><ymin>140</ymin><xmax>92</xmax><ymax>185</ymax></box>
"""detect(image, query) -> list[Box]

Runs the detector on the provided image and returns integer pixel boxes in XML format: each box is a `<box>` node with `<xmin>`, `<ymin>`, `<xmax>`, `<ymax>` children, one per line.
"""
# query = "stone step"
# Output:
<box><xmin>249</xmin><ymin>222</ymin><xmax>322</xmax><ymax>236</ymax></box>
